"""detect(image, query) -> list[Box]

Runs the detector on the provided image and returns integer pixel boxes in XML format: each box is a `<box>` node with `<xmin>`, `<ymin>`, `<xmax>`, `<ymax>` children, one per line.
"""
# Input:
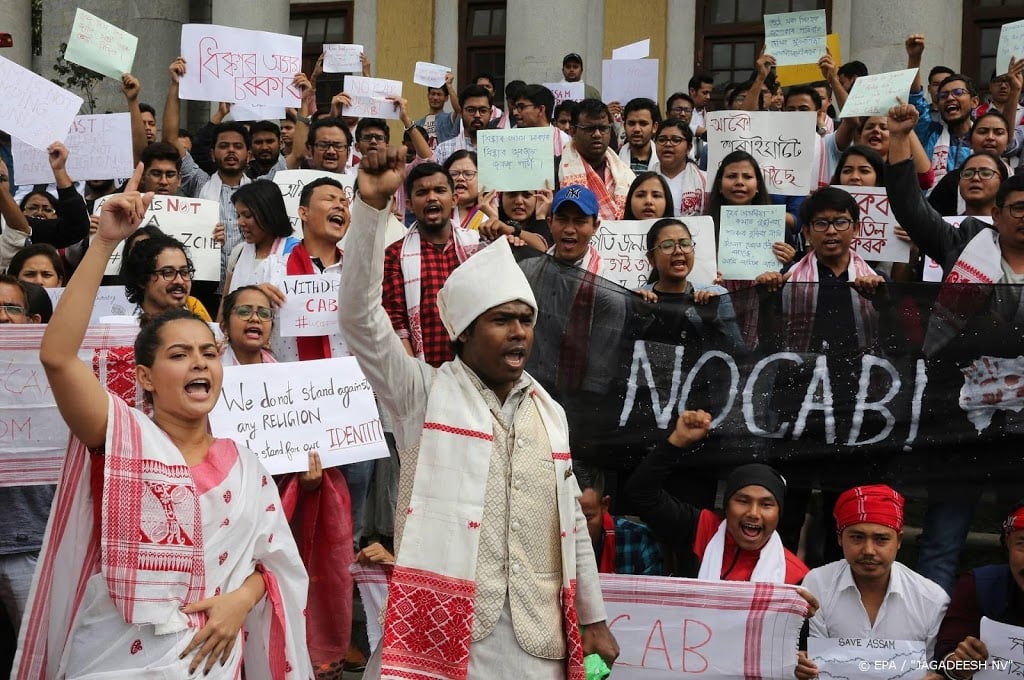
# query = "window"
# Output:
<box><xmin>291</xmin><ymin>3</ymin><xmax>353</xmax><ymax>113</ymax></box>
<box><xmin>696</xmin><ymin>0</ymin><xmax>830</xmax><ymax>105</ymax></box>
<box><xmin>459</xmin><ymin>0</ymin><xmax>507</xmax><ymax>107</ymax></box>
<box><xmin>963</xmin><ymin>0</ymin><xmax>1024</xmax><ymax>94</ymax></box>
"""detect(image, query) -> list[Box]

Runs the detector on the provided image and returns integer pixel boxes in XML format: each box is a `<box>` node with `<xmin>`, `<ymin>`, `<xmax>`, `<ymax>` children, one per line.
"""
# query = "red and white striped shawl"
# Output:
<box><xmin>380</xmin><ymin>358</ymin><xmax>586</xmax><ymax>680</ymax></box>
<box><xmin>560</xmin><ymin>143</ymin><xmax>633</xmax><ymax>220</ymax></box>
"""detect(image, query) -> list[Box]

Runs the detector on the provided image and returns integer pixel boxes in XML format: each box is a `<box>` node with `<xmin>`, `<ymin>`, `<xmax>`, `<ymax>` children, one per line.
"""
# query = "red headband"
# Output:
<box><xmin>834</xmin><ymin>485</ymin><xmax>905</xmax><ymax>533</ymax></box>
<box><xmin>1003</xmin><ymin>506</ymin><xmax>1024</xmax><ymax>535</ymax></box>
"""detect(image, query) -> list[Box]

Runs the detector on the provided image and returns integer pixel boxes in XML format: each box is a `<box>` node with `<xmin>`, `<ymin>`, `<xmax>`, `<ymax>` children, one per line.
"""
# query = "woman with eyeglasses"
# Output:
<box><xmin>219</xmin><ymin>285</ymin><xmax>276</xmax><ymax>365</ymax></box>
<box><xmin>442</xmin><ymin>150</ymin><xmax>490</xmax><ymax>231</ymax></box>
<box><xmin>928</xmin><ymin>112</ymin><xmax>1015</xmax><ymax>216</ymax></box>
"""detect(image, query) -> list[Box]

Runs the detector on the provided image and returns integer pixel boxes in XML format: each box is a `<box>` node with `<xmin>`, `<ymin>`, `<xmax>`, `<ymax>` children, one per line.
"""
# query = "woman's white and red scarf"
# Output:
<box><xmin>398</xmin><ymin>224</ymin><xmax>479</xmax><ymax>360</ymax></box>
<box><xmin>379</xmin><ymin>358</ymin><xmax>586</xmax><ymax>680</ymax></box>
<box><xmin>783</xmin><ymin>250</ymin><xmax>878</xmax><ymax>352</ymax></box>
<box><xmin>559</xmin><ymin>144</ymin><xmax>633</xmax><ymax>220</ymax></box>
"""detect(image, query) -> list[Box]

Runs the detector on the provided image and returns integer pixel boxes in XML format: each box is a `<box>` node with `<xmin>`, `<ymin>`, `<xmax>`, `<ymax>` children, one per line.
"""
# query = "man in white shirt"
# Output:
<box><xmin>687</xmin><ymin>73</ymin><xmax>714</xmax><ymax>139</ymax></box>
<box><xmin>797</xmin><ymin>485</ymin><xmax>950</xmax><ymax>679</ymax></box>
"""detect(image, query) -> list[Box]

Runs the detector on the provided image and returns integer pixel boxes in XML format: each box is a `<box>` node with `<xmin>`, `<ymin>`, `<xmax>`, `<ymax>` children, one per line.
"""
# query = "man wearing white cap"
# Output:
<box><xmin>340</xmin><ymin>146</ymin><xmax>618</xmax><ymax>679</ymax></box>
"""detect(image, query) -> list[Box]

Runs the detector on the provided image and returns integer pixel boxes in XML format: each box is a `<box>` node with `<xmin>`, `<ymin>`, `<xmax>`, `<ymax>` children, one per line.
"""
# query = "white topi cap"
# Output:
<box><xmin>436</xmin><ymin>237</ymin><xmax>538</xmax><ymax>340</ymax></box>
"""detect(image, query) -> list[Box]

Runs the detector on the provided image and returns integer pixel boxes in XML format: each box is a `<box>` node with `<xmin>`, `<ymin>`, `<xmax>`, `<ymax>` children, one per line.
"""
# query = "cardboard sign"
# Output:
<box><xmin>477</xmin><ymin>128</ymin><xmax>555</xmax><ymax>191</ymax></box>
<box><xmin>179</xmin><ymin>24</ymin><xmax>303</xmax><ymax>107</ymax></box>
<box><xmin>210</xmin><ymin>357</ymin><xmax>389</xmax><ymax>474</ymax></box>
<box><xmin>764</xmin><ymin>9</ymin><xmax>827</xmax><ymax>66</ymax></box>
<box><xmin>272</xmin><ymin>169</ymin><xmax>356</xmax><ymax>238</ymax></box>
<box><xmin>706</xmin><ymin>110</ymin><xmax>817</xmax><ymax>196</ymax></box>
<box><xmin>95</xmin><ymin>194</ymin><xmax>221</xmax><ymax>280</ymax></box>
<box><xmin>839</xmin><ymin>69</ymin><xmax>919</xmax><ymax>118</ymax></box>
<box><xmin>997</xmin><ymin>19</ymin><xmax>1024</xmax><ymax>76</ymax></box>
<box><xmin>808</xmin><ymin>638</ymin><xmax>928</xmax><ymax>680</ymax></box>
<box><xmin>834</xmin><ymin>185</ymin><xmax>912</xmax><ymax>263</ymax></box>
<box><xmin>976</xmin><ymin>617</ymin><xmax>1024</xmax><ymax>680</ymax></box>
<box><xmin>64</xmin><ymin>8</ymin><xmax>138</xmax><ymax>80</ymax></box>
<box><xmin>777</xmin><ymin>34</ymin><xmax>842</xmax><ymax>87</ymax></box>
<box><xmin>413</xmin><ymin>61</ymin><xmax>450</xmax><ymax>88</ymax></box>
<box><xmin>0</xmin><ymin>56</ymin><xmax>83</xmax><ymax>151</ymax></box>
<box><xmin>601</xmin><ymin>59</ymin><xmax>660</xmax><ymax>104</ymax></box>
<box><xmin>323</xmin><ymin>43</ymin><xmax>364</xmax><ymax>73</ymax></box>
<box><xmin>717</xmin><ymin>205</ymin><xmax>787</xmax><ymax>280</ymax></box>
<box><xmin>595</xmin><ymin>217</ymin><xmax>718</xmax><ymax>289</ymax></box>
<box><xmin>612</xmin><ymin>39</ymin><xmax>650</xmax><ymax>60</ymax></box>
<box><xmin>342</xmin><ymin>76</ymin><xmax>403</xmax><ymax>120</ymax></box>
<box><xmin>45</xmin><ymin>286</ymin><xmax>132</xmax><ymax>323</ymax></box>
<box><xmin>277</xmin><ymin>274</ymin><xmax>341</xmax><ymax>337</ymax></box>
<box><xmin>544</xmin><ymin>81</ymin><xmax>586</xmax><ymax>108</ymax></box>
<box><xmin>11</xmin><ymin>113</ymin><xmax>133</xmax><ymax>184</ymax></box>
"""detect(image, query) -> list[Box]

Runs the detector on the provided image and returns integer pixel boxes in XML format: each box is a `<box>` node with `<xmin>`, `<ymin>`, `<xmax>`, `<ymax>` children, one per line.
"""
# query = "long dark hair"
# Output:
<box><xmin>231</xmin><ymin>180</ymin><xmax>294</xmax><ymax>239</ymax></box>
<box><xmin>645</xmin><ymin>218</ymin><xmax>692</xmax><ymax>284</ymax></box>
<box><xmin>707</xmin><ymin>150</ymin><xmax>770</xmax><ymax>228</ymax></box>
<box><xmin>624</xmin><ymin>172</ymin><xmax>674</xmax><ymax>220</ymax></box>
<box><xmin>830</xmin><ymin>144</ymin><xmax>886</xmax><ymax>187</ymax></box>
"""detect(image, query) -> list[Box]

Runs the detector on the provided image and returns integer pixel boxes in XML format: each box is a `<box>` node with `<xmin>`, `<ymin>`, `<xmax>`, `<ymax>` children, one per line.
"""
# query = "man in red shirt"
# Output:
<box><xmin>625</xmin><ymin>409</ymin><xmax>808</xmax><ymax>584</ymax></box>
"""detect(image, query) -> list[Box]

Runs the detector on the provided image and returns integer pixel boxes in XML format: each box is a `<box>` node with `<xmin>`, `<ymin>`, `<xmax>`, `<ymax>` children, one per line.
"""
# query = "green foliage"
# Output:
<box><xmin>51</xmin><ymin>42</ymin><xmax>102</xmax><ymax>114</ymax></box>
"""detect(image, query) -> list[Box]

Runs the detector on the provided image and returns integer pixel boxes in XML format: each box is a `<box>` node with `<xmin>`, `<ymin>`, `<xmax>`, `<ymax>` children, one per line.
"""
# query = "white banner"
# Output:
<box><xmin>179</xmin><ymin>24</ymin><xmax>303</xmax><ymax>107</ymax></box>
<box><xmin>323</xmin><ymin>43</ymin><xmax>364</xmax><ymax>73</ymax></box>
<box><xmin>706</xmin><ymin>110</ymin><xmax>817</xmax><ymax>196</ymax></box>
<box><xmin>833</xmin><ymin>185</ymin><xmax>912</xmax><ymax>263</ymax></box>
<box><xmin>413</xmin><ymin>61</ymin><xmax>450</xmax><ymax>88</ymax></box>
<box><xmin>594</xmin><ymin>217</ymin><xmax>717</xmax><ymax>289</ymax></box>
<box><xmin>601</xmin><ymin>59</ymin><xmax>659</xmax><ymax>104</ymax></box>
<box><xmin>46</xmin><ymin>286</ymin><xmax>132</xmax><ymax>323</ymax></box>
<box><xmin>544</xmin><ymin>81</ymin><xmax>586</xmax><ymax>108</ymax></box>
<box><xmin>277</xmin><ymin>273</ymin><xmax>341</xmax><ymax>337</ymax></box>
<box><xmin>977</xmin><ymin>617</ymin><xmax>1024</xmax><ymax>680</ymax></box>
<box><xmin>342</xmin><ymin>76</ymin><xmax>404</xmax><ymax>120</ymax></box>
<box><xmin>809</xmin><ymin>637</ymin><xmax>927</xmax><ymax>680</ymax></box>
<box><xmin>272</xmin><ymin>169</ymin><xmax>356</xmax><ymax>239</ymax></box>
<box><xmin>210</xmin><ymin>357</ymin><xmax>389</xmax><ymax>474</ymax></box>
<box><xmin>11</xmin><ymin>113</ymin><xmax>133</xmax><ymax>185</ymax></box>
<box><xmin>0</xmin><ymin>56</ymin><xmax>83</xmax><ymax>151</ymax></box>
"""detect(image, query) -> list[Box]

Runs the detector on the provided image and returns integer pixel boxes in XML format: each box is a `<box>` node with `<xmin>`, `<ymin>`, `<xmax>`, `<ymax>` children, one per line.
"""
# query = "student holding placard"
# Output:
<box><xmin>413</xmin><ymin>71</ymin><xmax>454</xmax><ymax>148</ymax></box>
<box><xmin>435</xmin><ymin>84</ymin><xmax>493</xmax><ymax>164</ymax></box>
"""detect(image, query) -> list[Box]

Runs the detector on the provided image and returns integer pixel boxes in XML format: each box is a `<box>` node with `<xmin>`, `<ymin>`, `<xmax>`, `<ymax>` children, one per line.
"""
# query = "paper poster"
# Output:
<box><xmin>923</xmin><ymin>216</ymin><xmax>994</xmax><ymax>282</ymax></box>
<box><xmin>839</xmin><ymin>69</ymin><xmax>919</xmax><ymax>118</ymax></box>
<box><xmin>717</xmin><ymin>205</ymin><xmax>787</xmax><ymax>280</ymax></box>
<box><xmin>997</xmin><ymin>19</ymin><xmax>1024</xmax><ymax>76</ymax></box>
<box><xmin>64</xmin><ymin>8</ymin><xmax>138</xmax><ymax>80</ymax></box>
<box><xmin>764</xmin><ymin>9</ymin><xmax>827</xmax><ymax>66</ymax></box>
<box><xmin>413</xmin><ymin>61</ymin><xmax>450</xmax><ymax>88</ymax></box>
<box><xmin>94</xmin><ymin>194</ymin><xmax>221</xmax><ymax>280</ymax></box>
<box><xmin>601</xmin><ymin>59</ymin><xmax>659</xmax><ymax>104</ymax></box>
<box><xmin>210</xmin><ymin>357</ymin><xmax>389</xmax><ymax>474</ymax></box>
<box><xmin>833</xmin><ymin>185</ymin><xmax>912</xmax><ymax>263</ymax></box>
<box><xmin>975</xmin><ymin>617</ymin><xmax>1024</xmax><ymax>679</ymax></box>
<box><xmin>11</xmin><ymin>113</ymin><xmax>133</xmax><ymax>184</ymax></box>
<box><xmin>231</xmin><ymin>104</ymin><xmax>287</xmax><ymax>122</ymax></box>
<box><xmin>342</xmin><ymin>76</ymin><xmax>404</xmax><ymax>120</ymax></box>
<box><xmin>808</xmin><ymin>638</ymin><xmax>928</xmax><ymax>680</ymax></box>
<box><xmin>612</xmin><ymin>39</ymin><xmax>650</xmax><ymax>60</ymax></box>
<box><xmin>595</xmin><ymin>217</ymin><xmax>717</xmax><ymax>289</ymax></box>
<box><xmin>323</xmin><ymin>43</ymin><xmax>364</xmax><ymax>73</ymax></box>
<box><xmin>706</xmin><ymin>110</ymin><xmax>817</xmax><ymax>196</ymax></box>
<box><xmin>0</xmin><ymin>56</ymin><xmax>83</xmax><ymax>150</ymax></box>
<box><xmin>477</xmin><ymin>128</ymin><xmax>555</xmax><ymax>192</ymax></box>
<box><xmin>273</xmin><ymin>169</ymin><xmax>357</xmax><ymax>238</ymax></box>
<box><xmin>277</xmin><ymin>274</ymin><xmax>341</xmax><ymax>337</ymax></box>
<box><xmin>777</xmin><ymin>34</ymin><xmax>842</xmax><ymax>87</ymax></box>
<box><xmin>45</xmin><ymin>286</ymin><xmax>132</xmax><ymax>323</ymax></box>
<box><xmin>544</xmin><ymin>81</ymin><xmax>586</xmax><ymax>108</ymax></box>
<box><xmin>178</xmin><ymin>24</ymin><xmax>303</xmax><ymax>107</ymax></box>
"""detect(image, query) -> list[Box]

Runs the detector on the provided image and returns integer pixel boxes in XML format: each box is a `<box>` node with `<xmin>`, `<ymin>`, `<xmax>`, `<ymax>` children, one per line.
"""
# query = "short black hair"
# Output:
<box><xmin>248</xmin><ymin>120</ymin><xmax>281</xmax><ymax>138</ymax></box>
<box><xmin>928</xmin><ymin>65</ymin><xmax>956</xmax><ymax>84</ymax></box>
<box><xmin>475</xmin><ymin>72</ymin><xmax>496</xmax><ymax>87</ymax></box>
<box><xmin>299</xmin><ymin>176</ymin><xmax>346</xmax><ymax>208</ymax></box>
<box><xmin>800</xmin><ymin>186</ymin><xmax>861</xmax><ymax>226</ymax></box>
<box><xmin>141</xmin><ymin>141</ymin><xmax>182</xmax><ymax>170</ymax></box>
<box><xmin>572</xmin><ymin>98</ymin><xmax>610</xmax><ymax>125</ymax></box>
<box><xmin>623</xmin><ymin>97</ymin><xmax>662</xmax><ymax>125</ymax></box>
<box><xmin>22</xmin><ymin>281</ymin><xmax>52</xmax><ymax>323</ymax></box>
<box><xmin>725</xmin><ymin>80</ymin><xmax>755</xmax><ymax>108</ymax></box>
<box><xmin>177</xmin><ymin>128</ymin><xmax>193</xmax><ymax>141</ymax></box>
<box><xmin>0</xmin><ymin>274</ymin><xmax>30</xmax><ymax>310</ymax></box>
<box><xmin>139</xmin><ymin>102</ymin><xmax>156</xmax><ymax>117</ymax></box>
<box><xmin>553</xmin><ymin>100</ymin><xmax>579</xmax><ymax>121</ymax></box>
<box><xmin>517</xmin><ymin>84</ymin><xmax>555</xmax><ymax>121</ymax></box>
<box><xmin>785</xmin><ymin>85</ymin><xmax>823</xmax><ymax>110</ymax></box>
<box><xmin>505</xmin><ymin>79</ymin><xmax>527</xmax><ymax>102</ymax></box>
<box><xmin>405</xmin><ymin>162</ymin><xmax>454</xmax><ymax>198</ymax></box>
<box><xmin>938</xmin><ymin>73</ymin><xmax>978</xmax><ymax>97</ymax></box>
<box><xmin>213</xmin><ymin>121</ymin><xmax>251</xmax><ymax>149</ymax></box>
<box><xmin>308</xmin><ymin>117</ymin><xmax>354</xmax><ymax>147</ymax></box>
<box><xmin>665</xmin><ymin>92</ymin><xmax>695</xmax><ymax>117</ymax></box>
<box><xmin>837</xmin><ymin>61</ymin><xmax>868</xmax><ymax>79</ymax></box>
<box><xmin>809</xmin><ymin>80</ymin><xmax>832</xmax><ymax>99</ymax></box>
<box><xmin>573</xmin><ymin>462</ymin><xmax>606</xmax><ymax>496</ymax></box>
<box><xmin>459</xmin><ymin>83</ymin><xmax>493</xmax><ymax>106</ymax></box>
<box><xmin>355</xmin><ymin>117</ymin><xmax>390</xmax><ymax>142</ymax></box>
<box><xmin>688</xmin><ymin>73</ymin><xmax>714</xmax><ymax>91</ymax></box>
<box><xmin>995</xmin><ymin>173</ymin><xmax>1024</xmax><ymax>207</ymax></box>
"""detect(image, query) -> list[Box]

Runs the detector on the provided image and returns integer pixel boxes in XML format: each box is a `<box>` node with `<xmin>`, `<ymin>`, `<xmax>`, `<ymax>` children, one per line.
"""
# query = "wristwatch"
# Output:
<box><xmin>296</xmin><ymin>114</ymin><xmax>312</xmax><ymax>126</ymax></box>
<box><xmin>507</xmin><ymin>220</ymin><xmax>523</xmax><ymax>238</ymax></box>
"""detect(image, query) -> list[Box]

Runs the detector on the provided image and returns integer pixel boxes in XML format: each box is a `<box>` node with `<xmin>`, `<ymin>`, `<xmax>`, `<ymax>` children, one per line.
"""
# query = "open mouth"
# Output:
<box><xmin>328</xmin><ymin>214</ymin><xmax>346</xmax><ymax>226</ymax></box>
<box><xmin>504</xmin><ymin>347</ymin><xmax>526</xmax><ymax>369</ymax></box>
<box><xmin>168</xmin><ymin>286</ymin><xmax>187</xmax><ymax>301</ymax></box>
<box><xmin>244</xmin><ymin>324</ymin><xmax>264</xmax><ymax>339</ymax></box>
<box><xmin>185</xmin><ymin>378</ymin><xmax>211</xmax><ymax>397</ymax></box>
<box><xmin>740</xmin><ymin>522</ymin><xmax>763</xmax><ymax>539</ymax></box>
<box><xmin>423</xmin><ymin>203</ymin><xmax>444</xmax><ymax>220</ymax></box>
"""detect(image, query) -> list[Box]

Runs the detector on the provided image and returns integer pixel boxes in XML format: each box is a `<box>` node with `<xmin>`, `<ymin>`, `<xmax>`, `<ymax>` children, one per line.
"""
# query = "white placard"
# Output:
<box><xmin>997</xmin><ymin>19</ymin><xmax>1024</xmax><ymax>76</ymax></box>
<box><xmin>0</xmin><ymin>56</ymin><xmax>83</xmax><ymax>151</ymax></box>
<box><xmin>64</xmin><ymin>8</ymin><xmax>138</xmax><ymax>80</ymax></box>
<box><xmin>922</xmin><ymin>216</ymin><xmax>994</xmax><ymax>282</ymax></box>
<box><xmin>277</xmin><ymin>274</ymin><xmax>341</xmax><ymax>337</ymax></box>
<box><xmin>764</xmin><ymin>10</ymin><xmax>827</xmax><ymax>66</ymax></box>
<box><xmin>273</xmin><ymin>169</ymin><xmax>357</xmax><ymax>238</ymax></box>
<box><xmin>839</xmin><ymin>69</ymin><xmax>919</xmax><ymax>119</ymax></box>
<box><xmin>179</xmin><ymin>24</ymin><xmax>302</xmax><ymax>107</ymax></box>
<box><xmin>601</xmin><ymin>59</ymin><xmax>659</xmax><ymax>104</ymax></box>
<box><xmin>323</xmin><ymin>43</ymin><xmax>364</xmax><ymax>73</ymax></box>
<box><xmin>544</xmin><ymin>82</ymin><xmax>586</xmax><ymax>108</ymax></box>
<box><xmin>11</xmin><ymin>113</ymin><xmax>133</xmax><ymax>184</ymax></box>
<box><xmin>209</xmin><ymin>357</ymin><xmax>389</xmax><ymax>474</ymax></box>
<box><xmin>833</xmin><ymin>185</ymin><xmax>912</xmax><ymax>263</ymax></box>
<box><xmin>46</xmin><ymin>286</ymin><xmax>132</xmax><ymax>323</ymax></box>
<box><xmin>808</xmin><ymin>638</ymin><xmax>928</xmax><ymax>680</ymax></box>
<box><xmin>612</xmin><ymin>39</ymin><xmax>650</xmax><ymax>60</ymax></box>
<box><xmin>94</xmin><ymin>194</ymin><xmax>221</xmax><ymax>280</ymax></box>
<box><xmin>718</xmin><ymin>205</ymin><xmax>787</xmax><ymax>280</ymax></box>
<box><xmin>976</xmin><ymin>617</ymin><xmax>1024</xmax><ymax>680</ymax></box>
<box><xmin>231</xmin><ymin>104</ymin><xmax>287</xmax><ymax>122</ymax></box>
<box><xmin>595</xmin><ymin>217</ymin><xmax>717</xmax><ymax>289</ymax></box>
<box><xmin>342</xmin><ymin>76</ymin><xmax>404</xmax><ymax>120</ymax></box>
<box><xmin>706</xmin><ymin>110</ymin><xmax>817</xmax><ymax>196</ymax></box>
<box><xmin>413</xmin><ymin>61</ymin><xmax>450</xmax><ymax>88</ymax></box>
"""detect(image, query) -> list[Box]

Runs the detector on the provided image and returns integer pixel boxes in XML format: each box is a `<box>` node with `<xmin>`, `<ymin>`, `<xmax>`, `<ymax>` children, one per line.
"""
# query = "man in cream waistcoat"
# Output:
<box><xmin>339</xmin><ymin>145</ymin><xmax>618</xmax><ymax>679</ymax></box>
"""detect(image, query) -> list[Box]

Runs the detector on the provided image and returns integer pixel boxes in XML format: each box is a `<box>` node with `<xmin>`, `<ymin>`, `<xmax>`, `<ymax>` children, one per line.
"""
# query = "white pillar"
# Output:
<box><xmin>506</xmin><ymin>0</ymin><xmax>603</xmax><ymax>88</ymax></box>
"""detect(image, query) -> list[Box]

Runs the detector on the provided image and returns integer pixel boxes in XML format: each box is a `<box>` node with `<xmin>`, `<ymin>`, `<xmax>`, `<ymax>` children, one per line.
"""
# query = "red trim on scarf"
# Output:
<box><xmin>422</xmin><ymin>421</ymin><xmax>494</xmax><ymax>441</ymax></box>
<box><xmin>256</xmin><ymin>563</ymin><xmax>288</xmax><ymax>680</ymax></box>
<box><xmin>286</xmin><ymin>242</ymin><xmax>336</xmax><ymax>361</ymax></box>
<box><xmin>598</xmin><ymin>511</ymin><xmax>616</xmax><ymax>574</ymax></box>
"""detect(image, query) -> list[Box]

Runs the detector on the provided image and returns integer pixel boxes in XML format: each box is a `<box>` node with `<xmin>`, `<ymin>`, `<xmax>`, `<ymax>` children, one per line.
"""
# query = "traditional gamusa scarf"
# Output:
<box><xmin>667</xmin><ymin>163</ymin><xmax>708</xmax><ymax>216</ymax></box>
<box><xmin>833</xmin><ymin>484</ymin><xmax>905</xmax><ymax>533</ymax></box>
<box><xmin>379</xmin><ymin>359</ymin><xmax>585</xmax><ymax>680</ymax></box>
<box><xmin>350</xmin><ymin>561</ymin><xmax>393</xmax><ymax>656</ymax></box>
<box><xmin>286</xmin><ymin>241</ymin><xmax>342</xmax><ymax>361</ymax></box>
<box><xmin>697</xmin><ymin>520</ymin><xmax>787</xmax><ymax>583</ymax></box>
<box><xmin>398</xmin><ymin>223</ymin><xmax>479</xmax><ymax>360</ymax></box>
<box><xmin>597</xmin><ymin>512</ymin><xmax>616</xmax><ymax>574</ymax></box>
<box><xmin>198</xmin><ymin>169</ymin><xmax>251</xmax><ymax>202</ymax></box>
<box><xmin>559</xmin><ymin>143</ymin><xmax>633</xmax><ymax>220</ymax></box>
<box><xmin>783</xmin><ymin>250</ymin><xmax>878</xmax><ymax>352</ymax></box>
<box><xmin>552</xmin><ymin>245</ymin><xmax>605</xmax><ymax>391</ymax></box>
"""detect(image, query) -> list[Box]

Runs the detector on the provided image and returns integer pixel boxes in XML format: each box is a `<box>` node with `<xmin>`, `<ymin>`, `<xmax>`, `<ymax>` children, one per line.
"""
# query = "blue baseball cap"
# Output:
<box><xmin>551</xmin><ymin>185</ymin><xmax>599</xmax><ymax>217</ymax></box>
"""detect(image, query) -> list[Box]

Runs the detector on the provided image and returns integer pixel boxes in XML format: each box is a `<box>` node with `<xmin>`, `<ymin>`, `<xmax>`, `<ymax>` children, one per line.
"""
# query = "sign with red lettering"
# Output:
<box><xmin>706</xmin><ymin>110</ymin><xmax>817</xmax><ymax>196</ymax></box>
<box><xmin>600</xmin><ymin>574</ymin><xmax>808</xmax><ymax>678</ymax></box>
<box><xmin>833</xmin><ymin>185</ymin><xmax>912</xmax><ymax>263</ymax></box>
<box><xmin>277</xmin><ymin>273</ymin><xmax>341</xmax><ymax>337</ymax></box>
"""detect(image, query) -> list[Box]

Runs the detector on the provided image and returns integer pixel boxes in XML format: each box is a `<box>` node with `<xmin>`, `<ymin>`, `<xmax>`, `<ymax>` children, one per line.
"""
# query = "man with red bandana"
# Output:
<box><xmin>796</xmin><ymin>485</ymin><xmax>949</xmax><ymax>679</ymax></box>
<box><xmin>931</xmin><ymin>502</ymin><xmax>1024</xmax><ymax>680</ymax></box>
<box><xmin>625</xmin><ymin>409</ymin><xmax>808</xmax><ymax>584</ymax></box>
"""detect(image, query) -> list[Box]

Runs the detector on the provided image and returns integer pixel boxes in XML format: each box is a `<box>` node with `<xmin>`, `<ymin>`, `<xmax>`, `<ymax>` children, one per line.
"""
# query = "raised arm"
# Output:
<box><xmin>1001</xmin><ymin>57</ymin><xmax>1024</xmax><ymax>132</ymax></box>
<box><xmin>0</xmin><ymin>159</ymin><xmax>30</xmax><ymax>234</ymax></box>
<box><xmin>163</xmin><ymin>57</ymin><xmax>187</xmax><ymax>157</ymax></box>
<box><xmin>39</xmin><ymin>164</ymin><xmax>153</xmax><ymax>448</ymax></box>
<box><xmin>819</xmin><ymin>52</ymin><xmax>848</xmax><ymax>113</ymax></box>
<box><xmin>394</xmin><ymin>96</ymin><xmax>432</xmax><ymax>160</ymax></box>
<box><xmin>742</xmin><ymin>47</ymin><xmax>775</xmax><ymax>112</ymax></box>
<box><xmin>284</xmin><ymin>73</ymin><xmax>311</xmax><ymax>169</ymax></box>
<box><xmin>122</xmin><ymin>73</ymin><xmax>147</xmax><ymax>164</ymax></box>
